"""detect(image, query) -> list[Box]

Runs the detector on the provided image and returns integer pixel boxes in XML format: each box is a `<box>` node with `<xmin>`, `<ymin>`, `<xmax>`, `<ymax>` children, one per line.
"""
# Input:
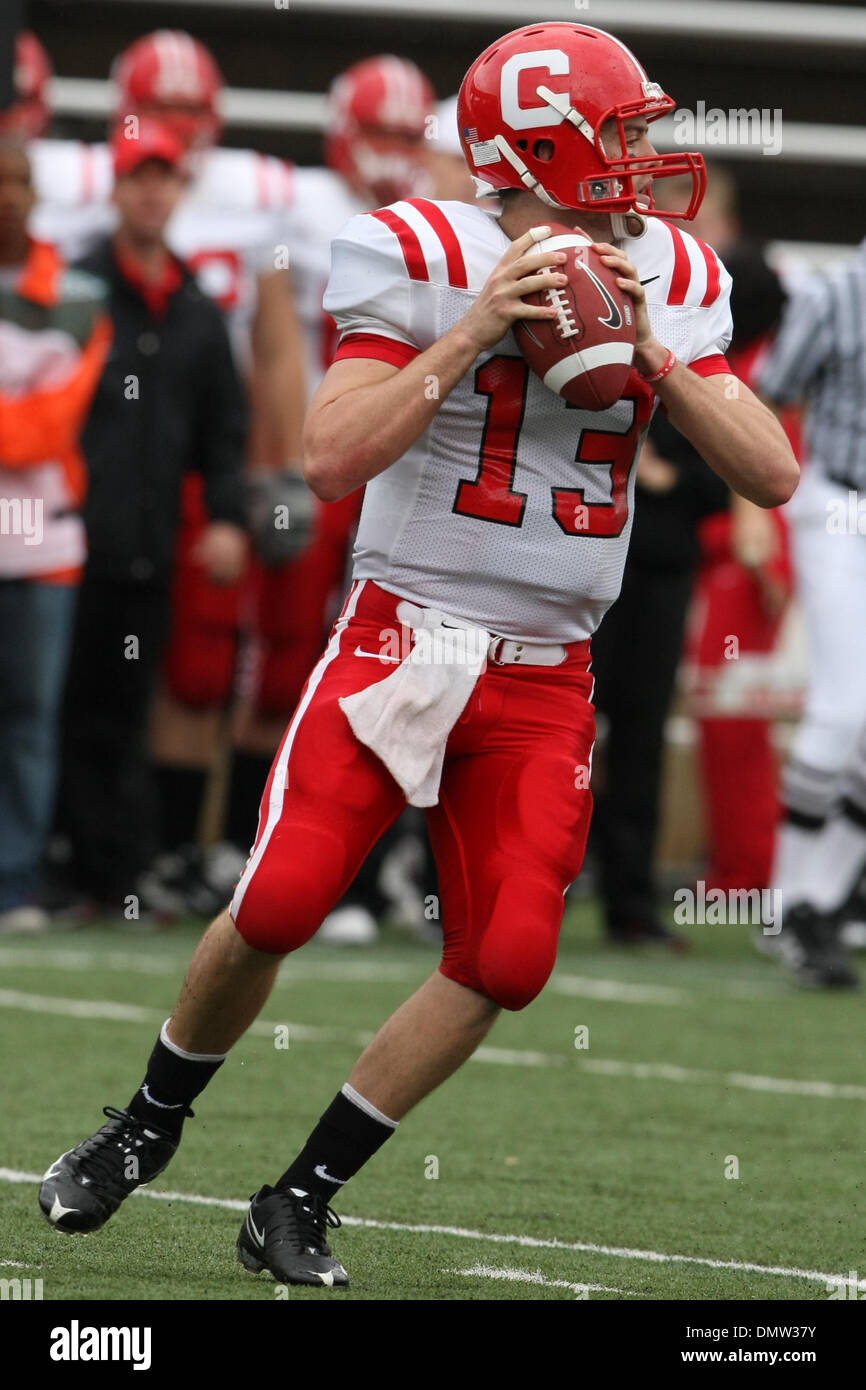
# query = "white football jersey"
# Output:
<box><xmin>30</xmin><ymin>140</ymin><xmax>294</xmax><ymax>363</ymax></box>
<box><xmin>277</xmin><ymin>166</ymin><xmax>366</xmax><ymax>395</ymax></box>
<box><xmin>324</xmin><ymin>199</ymin><xmax>733</xmax><ymax>643</ymax></box>
<box><xmin>29</xmin><ymin>139</ymin><xmax>114</xmax><ymax>261</ymax></box>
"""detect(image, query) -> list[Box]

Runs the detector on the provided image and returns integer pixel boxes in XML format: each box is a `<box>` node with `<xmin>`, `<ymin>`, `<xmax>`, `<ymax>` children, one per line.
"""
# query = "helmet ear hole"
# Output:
<box><xmin>533</xmin><ymin>138</ymin><xmax>555</xmax><ymax>162</ymax></box>
<box><xmin>515</xmin><ymin>138</ymin><xmax>528</xmax><ymax>151</ymax></box>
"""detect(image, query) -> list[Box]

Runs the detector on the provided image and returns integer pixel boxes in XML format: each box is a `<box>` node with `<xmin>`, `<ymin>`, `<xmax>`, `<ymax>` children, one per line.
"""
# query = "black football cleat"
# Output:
<box><xmin>39</xmin><ymin>1106</ymin><xmax>181</xmax><ymax>1234</ymax></box>
<box><xmin>785</xmin><ymin>903</ymin><xmax>859</xmax><ymax>989</ymax></box>
<box><xmin>237</xmin><ymin>1185</ymin><xmax>349</xmax><ymax>1288</ymax></box>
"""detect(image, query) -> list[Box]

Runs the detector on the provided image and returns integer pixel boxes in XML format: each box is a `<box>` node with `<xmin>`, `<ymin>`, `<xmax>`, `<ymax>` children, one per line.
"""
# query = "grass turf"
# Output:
<box><xmin>1</xmin><ymin>903</ymin><xmax>862</xmax><ymax>1301</ymax></box>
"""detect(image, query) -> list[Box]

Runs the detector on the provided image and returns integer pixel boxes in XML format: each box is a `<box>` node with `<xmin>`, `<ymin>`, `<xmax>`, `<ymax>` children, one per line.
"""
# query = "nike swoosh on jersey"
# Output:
<box><xmin>639</xmin><ymin>275</ymin><xmax>661</xmax><ymax>286</ymax></box>
<box><xmin>353</xmin><ymin>646</ymin><xmax>402</xmax><ymax>662</ymax></box>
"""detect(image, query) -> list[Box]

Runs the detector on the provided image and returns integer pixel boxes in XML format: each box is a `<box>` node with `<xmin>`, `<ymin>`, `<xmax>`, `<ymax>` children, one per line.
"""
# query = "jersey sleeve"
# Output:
<box><xmin>323</xmin><ymin>212</ymin><xmax>421</xmax><ymax>369</ymax></box>
<box><xmin>756</xmin><ymin>273</ymin><xmax>834</xmax><ymax>403</ymax></box>
<box><xmin>248</xmin><ymin>210</ymin><xmax>286</xmax><ymax>279</ymax></box>
<box><xmin>686</xmin><ymin>243</ymin><xmax>734</xmax><ymax>377</ymax></box>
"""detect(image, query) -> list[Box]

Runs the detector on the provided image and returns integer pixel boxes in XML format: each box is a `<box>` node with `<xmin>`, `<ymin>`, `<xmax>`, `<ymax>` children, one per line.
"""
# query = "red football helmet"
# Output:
<box><xmin>325</xmin><ymin>55</ymin><xmax>435</xmax><ymax>206</ymax></box>
<box><xmin>0</xmin><ymin>32</ymin><xmax>52</xmax><ymax>139</ymax></box>
<box><xmin>112</xmin><ymin>30</ymin><xmax>223</xmax><ymax>152</ymax></box>
<box><xmin>457</xmin><ymin>23</ymin><xmax>705</xmax><ymax>222</ymax></box>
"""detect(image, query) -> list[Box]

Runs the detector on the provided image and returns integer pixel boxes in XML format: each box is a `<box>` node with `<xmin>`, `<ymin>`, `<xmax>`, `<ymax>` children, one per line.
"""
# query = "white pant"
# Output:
<box><xmin>788</xmin><ymin>464</ymin><xmax>866</xmax><ymax>773</ymax></box>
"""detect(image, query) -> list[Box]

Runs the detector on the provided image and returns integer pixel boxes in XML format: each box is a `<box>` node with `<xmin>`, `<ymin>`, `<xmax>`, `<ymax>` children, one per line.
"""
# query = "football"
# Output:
<box><xmin>514</xmin><ymin>224</ymin><xmax>636</xmax><ymax>411</ymax></box>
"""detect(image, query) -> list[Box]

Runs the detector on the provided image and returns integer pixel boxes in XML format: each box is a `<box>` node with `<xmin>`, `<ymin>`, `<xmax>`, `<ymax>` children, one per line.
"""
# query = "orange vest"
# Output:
<box><xmin>0</xmin><ymin>239</ymin><xmax>112</xmax><ymax>581</ymax></box>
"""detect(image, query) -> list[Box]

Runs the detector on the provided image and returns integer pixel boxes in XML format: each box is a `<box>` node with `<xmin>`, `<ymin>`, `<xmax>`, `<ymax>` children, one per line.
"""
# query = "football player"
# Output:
<box><xmin>227</xmin><ymin>55</ymin><xmax>436</xmax><ymax>942</ymax></box>
<box><xmin>758</xmin><ymin>233</ymin><xmax>866</xmax><ymax>988</ymax></box>
<box><xmin>40</xmin><ymin>23</ymin><xmax>797</xmax><ymax>1288</ymax></box>
<box><xmin>29</xmin><ymin>31</ymin><xmax>307</xmax><ymax>905</ymax></box>
<box><xmin>425</xmin><ymin>94</ymin><xmax>478</xmax><ymax>204</ymax></box>
<box><xmin>0</xmin><ymin>31</ymin><xmax>52</xmax><ymax>140</ymax></box>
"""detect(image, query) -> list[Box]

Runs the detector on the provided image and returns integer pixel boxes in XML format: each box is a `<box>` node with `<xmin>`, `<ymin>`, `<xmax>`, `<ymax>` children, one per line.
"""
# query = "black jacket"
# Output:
<box><xmin>75</xmin><ymin>238</ymin><xmax>247</xmax><ymax>584</ymax></box>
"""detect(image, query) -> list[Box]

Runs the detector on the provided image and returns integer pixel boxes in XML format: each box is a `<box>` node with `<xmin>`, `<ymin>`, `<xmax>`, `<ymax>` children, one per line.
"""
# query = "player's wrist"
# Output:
<box><xmin>448</xmin><ymin>319</ymin><xmax>496</xmax><ymax>362</ymax></box>
<box><xmin>634</xmin><ymin>339</ymin><xmax>671</xmax><ymax>380</ymax></box>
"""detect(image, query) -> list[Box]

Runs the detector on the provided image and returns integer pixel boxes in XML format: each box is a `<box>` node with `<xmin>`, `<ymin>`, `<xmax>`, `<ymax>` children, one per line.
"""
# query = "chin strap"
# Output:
<box><xmin>611</xmin><ymin>211</ymin><xmax>648</xmax><ymax>240</ymax></box>
<box><xmin>491</xmin><ymin>134</ymin><xmax>563</xmax><ymax>208</ymax></box>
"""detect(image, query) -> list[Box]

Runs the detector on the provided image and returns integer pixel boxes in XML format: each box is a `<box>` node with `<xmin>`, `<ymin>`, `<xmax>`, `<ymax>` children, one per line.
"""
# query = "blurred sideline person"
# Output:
<box><xmin>426</xmin><ymin>95</ymin><xmax>478</xmax><ymax>204</ymax></box>
<box><xmin>53</xmin><ymin>120</ymin><xmax>247</xmax><ymax>915</ymax></box>
<box><xmin>682</xmin><ymin>167</ymin><xmax>793</xmax><ymax>897</ymax></box>
<box><xmin>758</xmin><ymin>233</ymin><xmax>866</xmax><ymax>987</ymax></box>
<box><xmin>775</xmin><ymin>719</ymin><xmax>866</xmax><ymax>976</ymax></box>
<box><xmin>588</xmin><ymin>167</ymin><xmax>791</xmax><ymax>946</ymax></box>
<box><xmin>0</xmin><ymin>31</ymin><xmax>51</xmax><ymax>141</ymax></box>
<box><xmin>39</xmin><ymin>22</ymin><xmax>796</xmax><ymax>1290</ymax></box>
<box><xmin>0</xmin><ymin>136</ymin><xmax>110</xmax><ymax>931</ymax></box>
<box><xmin>588</xmin><ymin>402</ymin><xmax>729</xmax><ymax>948</ymax></box>
<box><xmin>28</xmin><ymin>30</ymin><xmax>307</xmax><ymax>906</ymax></box>
<box><xmin>226</xmin><ymin>54</ymin><xmax>438</xmax><ymax>943</ymax></box>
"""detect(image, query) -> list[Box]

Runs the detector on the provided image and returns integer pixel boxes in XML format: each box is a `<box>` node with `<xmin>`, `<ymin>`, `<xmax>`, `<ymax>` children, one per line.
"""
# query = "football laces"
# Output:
<box><xmin>546</xmin><ymin>284</ymin><xmax>580</xmax><ymax>340</ymax></box>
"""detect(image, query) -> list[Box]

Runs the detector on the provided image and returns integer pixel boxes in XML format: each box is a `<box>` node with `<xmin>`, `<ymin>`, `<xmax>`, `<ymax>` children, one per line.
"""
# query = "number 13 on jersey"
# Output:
<box><xmin>453</xmin><ymin>354</ymin><xmax>655</xmax><ymax>538</ymax></box>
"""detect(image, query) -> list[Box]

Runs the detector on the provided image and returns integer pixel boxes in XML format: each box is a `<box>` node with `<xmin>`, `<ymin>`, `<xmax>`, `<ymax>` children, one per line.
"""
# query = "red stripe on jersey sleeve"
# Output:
<box><xmin>403</xmin><ymin>198</ymin><xmax>469</xmax><ymax>289</ymax></box>
<box><xmin>689</xmin><ymin>353</ymin><xmax>731</xmax><ymax>377</ymax></box>
<box><xmin>665</xmin><ymin>222</ymin><xmax>691</xmax><ymax>305</ymax></box>
<box><xmin>334</xmin><ymin>332</ymin><xmax>420</xmax><ymax>368</ymax></box>
<box><xmin>694</xmin><ymin>237</ymin><xmax>722</xmax><ymax>306</ymax></box>
<box><xmin>370</xmin><ymin>209</ymin><xmax>429</xmax><ymax>281</ymax></box>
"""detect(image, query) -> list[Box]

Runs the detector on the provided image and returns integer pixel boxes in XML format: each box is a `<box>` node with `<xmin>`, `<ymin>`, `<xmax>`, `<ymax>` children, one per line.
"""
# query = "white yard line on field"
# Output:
<box><xmin>0</xmin><ymin>990</ymin><xmax>360</xmax><ymax>1045</ymax></box>
<box><xmin>578</xmin><ymin>1057</ymin><xmax>866</xmax><ymax>1101</ymax></box>
<box><xmin>549</xmin><ymin>976</ymin><xmax>689</xmax><ymax>1005</ymax></box>
<box><xmin>1</xmin><ymin>988</ymin><xmax>863</xmax><ymax>1098</ymax></box>
<box><xmin>0</xmin><ymin>946</ymin><xmax>416</xmax><ymax>984</ymax></box>
<box><xmin>0</xmin><ymin>946</ymin><xmax>791</xmax><ymax>1001</ymax></box>
<box><xmin>1</xmin><ymin>1166</ymin><xmax>862</xmax><ymax>1292</ymax></box>
<box><xmin>449</xmin><ymin>1263</ymin><xmax>637</xmax><ymax>1295</ymax></box>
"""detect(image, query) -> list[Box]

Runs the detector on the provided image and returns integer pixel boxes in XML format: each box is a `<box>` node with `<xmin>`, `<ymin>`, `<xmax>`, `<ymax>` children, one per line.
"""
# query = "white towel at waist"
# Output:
<box><xmin>338</xmin><ymin>599</ymin><xmax>490</xmax><ymax>807</ymax></box>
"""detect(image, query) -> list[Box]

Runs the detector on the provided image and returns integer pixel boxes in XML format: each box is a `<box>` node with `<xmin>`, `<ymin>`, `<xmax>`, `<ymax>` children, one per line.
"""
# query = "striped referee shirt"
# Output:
<box><xmin>758</xmin><ymin>239</ymin><xmax>866</xmax><ymax>491</ymax></box>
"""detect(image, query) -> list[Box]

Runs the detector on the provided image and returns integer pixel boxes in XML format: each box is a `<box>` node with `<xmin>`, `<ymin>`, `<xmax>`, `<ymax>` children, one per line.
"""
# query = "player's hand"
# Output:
<box><xmin>593</xmin><ymin>241</ymin><xmax>665</xmax><ymax>374</ymax></box>
<box><xmin>458</xmin><ymin>226</ymin><xmax>569</xmax><ymax>353</ymax></box>
<box><xmin>731</xmin><ymin>496</ymin><xmax>780</xmax><ymax>571</ymax></box>
<box><xmin>192</xmin><ymin>522</ymin><xmax>249</xmax><ymax>585</ymax></box>
<box><xmin>636</xmin><ymin>437</ymin><xmax>678</xmax><ymax>493</ymax></box>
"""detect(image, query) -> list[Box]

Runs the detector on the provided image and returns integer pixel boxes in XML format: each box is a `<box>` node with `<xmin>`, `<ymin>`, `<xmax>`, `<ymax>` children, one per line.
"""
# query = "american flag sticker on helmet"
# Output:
<box><xmin>463</xmin><ymin>126</ymin><xmax>479</xmax><ymax>142</ymax></box>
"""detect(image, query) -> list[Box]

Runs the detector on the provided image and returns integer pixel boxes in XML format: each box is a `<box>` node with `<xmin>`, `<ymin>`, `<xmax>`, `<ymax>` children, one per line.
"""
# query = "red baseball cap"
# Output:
<box><xmin>111</xmin><ymin>117</ymin><xmax>186</xmax><ymax>177</ymax></box>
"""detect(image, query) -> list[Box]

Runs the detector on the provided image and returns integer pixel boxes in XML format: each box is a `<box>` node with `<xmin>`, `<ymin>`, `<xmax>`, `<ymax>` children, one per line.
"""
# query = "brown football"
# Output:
<box><xmin>513</xmin><ymin>224</ymin><xmax>636</xmax><ymax>411</ymax></box>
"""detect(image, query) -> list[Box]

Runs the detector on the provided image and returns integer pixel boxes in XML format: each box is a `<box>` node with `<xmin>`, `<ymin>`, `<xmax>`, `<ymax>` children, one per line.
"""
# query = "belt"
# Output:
<box><xmin>487</xmin><ymin>635</ymin><xmax>566</xmax><ymax>666</ymax></box>
<box><xmin>395</xmin><ymin>598</ymin><xmax>567</xmax><ymax>668</ymax></box>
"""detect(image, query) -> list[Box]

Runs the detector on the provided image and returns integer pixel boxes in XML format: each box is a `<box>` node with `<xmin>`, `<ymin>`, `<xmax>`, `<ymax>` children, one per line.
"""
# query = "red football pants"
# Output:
<box><xmin>230</xmin><ymin>580</ymin><xmax>596</xmax><ymax>1010</ymax></box>
<box><xmin>691</xmin><ymin>512</ymin><xmax>790</xmax><ymax>890</ymax></box>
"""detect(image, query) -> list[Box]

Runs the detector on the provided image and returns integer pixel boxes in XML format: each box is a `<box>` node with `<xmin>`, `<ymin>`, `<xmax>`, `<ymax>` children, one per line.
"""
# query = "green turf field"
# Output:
<box><xmin>1</xmin><ymin>903</ymin><xmax>863</xmax><ymax>1301</ymax></box>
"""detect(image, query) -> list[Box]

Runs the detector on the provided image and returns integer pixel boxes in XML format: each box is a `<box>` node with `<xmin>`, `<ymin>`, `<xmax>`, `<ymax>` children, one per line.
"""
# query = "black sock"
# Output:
<box><xmin>275</xmin><ymin>1084</ymin><xmax>398</xmax><ymax>1200</ymax></box>
<box><xmin>127</xmin><ymin>1023</ymin><xmax>227</xmax><ymax>1137</ymax></box>
<box><xmin>154</xmin><ymin>764</ymin><xmax>208</xmax><ymax>851</ymax></box>
<box><xmin>225</xmin><ymin>750</ymin><xmax>273</xmax><ymax>850</ymax></box>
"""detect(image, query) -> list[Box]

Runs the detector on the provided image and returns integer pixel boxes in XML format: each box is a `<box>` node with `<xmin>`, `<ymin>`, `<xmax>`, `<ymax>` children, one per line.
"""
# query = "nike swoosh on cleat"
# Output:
<box><xmin>313</xmin><ymin>1164</ymin><xmax>348</xmax><ymax>1185</ymax></box>
<box><xmin>353</xmin><ymin>646</ymin><xmax>402</xmax><ymax>662</ymax></box>
<box><xmin>312</xmin><ymin>1270</ymin><xmax>335</xmax><ymax>1286</ymax></box>
<box><xmin>49</xmin><ymin>1194</ymin><xmax>80</xmax><ymax>1224</ymax></box>
<box><xmin>246</xmin><ymin>1210</ymin><xmax>266</xmax><ymax>1247</ymax></box>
